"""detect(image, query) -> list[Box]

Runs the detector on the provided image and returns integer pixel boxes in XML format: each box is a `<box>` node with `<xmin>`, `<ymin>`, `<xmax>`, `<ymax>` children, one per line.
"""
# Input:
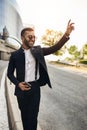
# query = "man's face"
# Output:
<box><xmin>22</xmin><ymin>30</ymin><xmax>36</xmax><ymax>48</ymax></box>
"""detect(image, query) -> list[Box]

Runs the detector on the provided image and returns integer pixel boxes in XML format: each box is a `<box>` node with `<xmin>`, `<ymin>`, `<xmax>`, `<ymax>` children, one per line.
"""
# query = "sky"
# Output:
<box><xmin>16</xmin><ymin>0</ymin><xmax>87</xmax><ymax>50</ymax></box>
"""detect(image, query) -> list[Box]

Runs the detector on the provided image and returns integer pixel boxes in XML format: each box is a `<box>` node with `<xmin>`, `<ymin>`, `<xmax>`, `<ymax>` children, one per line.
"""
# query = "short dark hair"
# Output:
<box><xmin>21</xmin><ymin>27</ymin><xmax>34</xmax><ymax>37</ymax></box>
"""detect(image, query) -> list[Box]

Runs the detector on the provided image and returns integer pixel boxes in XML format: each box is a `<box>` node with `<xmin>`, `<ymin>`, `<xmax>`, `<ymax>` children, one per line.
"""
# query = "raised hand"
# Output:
<box><xmin>65</xmin><ymin>19</ymin><xmax>75</xmax><ymax>36</ymax></box>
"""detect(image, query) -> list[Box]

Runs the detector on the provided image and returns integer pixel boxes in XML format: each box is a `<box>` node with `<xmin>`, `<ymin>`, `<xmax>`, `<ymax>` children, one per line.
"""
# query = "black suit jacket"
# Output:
<box><xmin>7</xmin><ymin>35</ymin><xmax>69</xmax><ymax>96</ymax></box>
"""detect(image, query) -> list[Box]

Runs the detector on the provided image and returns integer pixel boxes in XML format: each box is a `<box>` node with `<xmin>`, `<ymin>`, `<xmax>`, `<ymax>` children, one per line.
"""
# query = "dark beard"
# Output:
<box><xmin>24</xmin><ymin>39</ymin><xmax>34</xmax><ymax>48</ymax></box>
<box><xmin>24</xmin><ymin>39</ymin><xmax>30</xmax><ymax>48</ymax></box>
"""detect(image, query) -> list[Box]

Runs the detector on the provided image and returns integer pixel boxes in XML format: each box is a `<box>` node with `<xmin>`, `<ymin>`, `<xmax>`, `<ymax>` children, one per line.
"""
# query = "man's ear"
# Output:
<box><xmin>21</xmin><ymin>36</ymin><xmax>24</xmax><ymax>41</ymax></box>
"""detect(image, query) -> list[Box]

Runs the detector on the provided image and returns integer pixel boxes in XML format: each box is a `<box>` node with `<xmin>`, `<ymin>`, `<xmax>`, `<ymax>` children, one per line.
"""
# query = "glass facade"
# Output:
<box><xmin>0</xmin><ymin>0</ymin><xmax>23</xmax><ymax>39</ymax></box>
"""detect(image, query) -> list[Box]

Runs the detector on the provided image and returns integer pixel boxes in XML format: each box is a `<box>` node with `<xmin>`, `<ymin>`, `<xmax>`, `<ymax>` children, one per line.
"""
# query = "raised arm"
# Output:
<box><xmin>43</xmin><ymin>19</ymin><xmax>75</xmax><ymax>56</ymax></box>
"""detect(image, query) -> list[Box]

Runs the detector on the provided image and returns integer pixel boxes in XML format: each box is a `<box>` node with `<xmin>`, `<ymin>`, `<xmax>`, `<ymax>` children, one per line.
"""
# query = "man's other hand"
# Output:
<box><xmin>18</xmin><ymin>82</ymin><xmax>31</xmax><ymax>91</ymax></box>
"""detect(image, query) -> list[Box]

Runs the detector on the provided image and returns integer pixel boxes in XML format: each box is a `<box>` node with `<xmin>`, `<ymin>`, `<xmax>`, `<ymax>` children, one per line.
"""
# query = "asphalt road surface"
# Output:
<box><xmin>39</xmin><ymin>63</ymin><xmax>87</xmax><ymax>130</ymax></box>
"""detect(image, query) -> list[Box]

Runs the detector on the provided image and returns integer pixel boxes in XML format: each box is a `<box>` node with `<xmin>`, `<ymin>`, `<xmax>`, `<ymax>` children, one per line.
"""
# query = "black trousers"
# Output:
<box><xmin>17</xmin><ymin>81</ymin><xmax>40</xmax><ymax>130</ymax></box>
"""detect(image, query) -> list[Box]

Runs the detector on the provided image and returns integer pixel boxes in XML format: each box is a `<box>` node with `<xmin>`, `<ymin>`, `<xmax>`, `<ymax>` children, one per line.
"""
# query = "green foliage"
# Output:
<box><xmin>65</xmin><ymin>57</ymin><xmax>74</xmax><ymax>62</ymax></box>
<box><xmin>79</xmin><ymin>60</ymin><xmax>87</xmax><ymax>64</ymax></box>
<box><xmin>74</xmin><ymin>51</ymin><xmax>80</xmax><ymax>58</ymax></box>
<box><xmin>83</xmin><ymin>44</ymin><xmax>87</xmax><ymax>55</ymax></box>
<box><xmin>54</xmin><ymin>50</ymin><xmax>63</xmax><ymax>55</ymax></box>
<box><xmin>67</xmin><ymin>45</ymin><xmax>80</xmax><ymax>60</ymax></box>
<box><xmin>41</xmin><ymin>28</ymin><xmax>87</xmax><ymax>63</ymax></box>
<box><xmin>68</xmin><ymin>45</ymin><xmax>77</xmax><ymax>54</ymax></box>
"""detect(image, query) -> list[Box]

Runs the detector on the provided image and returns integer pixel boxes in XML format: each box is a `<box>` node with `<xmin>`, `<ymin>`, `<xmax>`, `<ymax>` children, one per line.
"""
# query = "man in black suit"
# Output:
<box><xmin>7</xmin><ymin>20</ymin><xmax>74</xmax><ymax>130</ymax></box>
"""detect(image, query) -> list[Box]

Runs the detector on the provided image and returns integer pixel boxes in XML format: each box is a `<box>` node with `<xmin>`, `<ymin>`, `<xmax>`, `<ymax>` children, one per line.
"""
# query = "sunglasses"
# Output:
<box><xmin>28</xmin><ymin>35</ymin><xmax>36</xmax><ymax>40</ymax></box>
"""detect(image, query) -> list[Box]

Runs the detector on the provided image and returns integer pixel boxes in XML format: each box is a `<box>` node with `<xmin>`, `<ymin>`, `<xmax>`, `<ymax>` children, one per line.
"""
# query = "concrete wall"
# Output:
<box><xmin>0</xmin><ymin>39</ymin><xmax>17</xmax><ymax>60</ymax></box>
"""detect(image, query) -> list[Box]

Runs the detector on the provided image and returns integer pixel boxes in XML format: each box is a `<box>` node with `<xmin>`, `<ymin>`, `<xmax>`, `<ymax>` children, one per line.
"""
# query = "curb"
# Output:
<box><xmin>5</xmin><ymin>77</ymin><xmax>41</xmax><ymax>130</ymax></box>
<box><xmin>0</xmin><ymin>68</ymin><xmax>9</xmax><ymax>130</ymax></box>
<box><xmin>49</xmin><ymin>60</ymin><xmax>87</xmax><ymax>69</ymax></box>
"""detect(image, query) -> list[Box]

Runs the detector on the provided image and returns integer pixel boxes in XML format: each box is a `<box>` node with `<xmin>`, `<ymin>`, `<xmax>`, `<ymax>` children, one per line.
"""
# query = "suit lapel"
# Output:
<box><xmin>30</xmin><ymin>46</ymin><xmax>47</xmax><ymax>71</ymax></box>
<box><xmin>18</xmin><ymin>47</ymin><xmax>25</xmax><ymax>79</ymax></box>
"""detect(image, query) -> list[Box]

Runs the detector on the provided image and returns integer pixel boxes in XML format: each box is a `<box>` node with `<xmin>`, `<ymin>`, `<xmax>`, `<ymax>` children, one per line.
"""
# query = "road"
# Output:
<box><xmin>39</xmin><ymin>63</ymin><xmax>87</xmax><ymax>130</ymax></box>
<box><xmin>0</xmin><ymin>60</ymin><xmax>9</xmax><ymax>130</ymax></box>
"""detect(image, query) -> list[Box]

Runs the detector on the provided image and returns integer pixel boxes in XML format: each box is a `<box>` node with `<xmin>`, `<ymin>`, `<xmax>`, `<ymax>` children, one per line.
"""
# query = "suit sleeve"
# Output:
<box><xmin>42</xmin><ymin>34</ymin><xmax>69</xmax><ymax>56</ymax></box>
<box><xmin>7</xmin><ymin>53</ymin><xmax>20</xmax><ymax>86</ymax></box>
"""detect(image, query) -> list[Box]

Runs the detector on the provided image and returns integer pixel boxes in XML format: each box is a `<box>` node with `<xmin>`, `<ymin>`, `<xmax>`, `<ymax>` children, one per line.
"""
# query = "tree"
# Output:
<box><xmin>83</xmin><ymin>44</ymin><xmax>87</xmax><ymax>55</ymax></box>
<box><xmin>81</xmin><ymin>43</ymin><xmax>87</xmax><ymax>59</ymax></box>
<box><xmin>68</xmin><ymin>45</ymin><xmax>80</xmax><ymax>60</ymax></box>
<box><xmin>41</xmin><ymin>29</ymin><xmax>63</xmax><ymax>46</ymax></box>
<box><xmin>41</xmin><ymin>29</ymin><xmax>67</xmax><ymax>56</ymax></box>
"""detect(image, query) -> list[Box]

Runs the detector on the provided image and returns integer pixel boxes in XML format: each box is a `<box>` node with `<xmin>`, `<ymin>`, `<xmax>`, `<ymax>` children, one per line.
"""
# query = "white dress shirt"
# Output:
<box><xmin>24</xmin><ymin>49</ymin><xmax>39</xmax><ymax>82</ymax></box>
